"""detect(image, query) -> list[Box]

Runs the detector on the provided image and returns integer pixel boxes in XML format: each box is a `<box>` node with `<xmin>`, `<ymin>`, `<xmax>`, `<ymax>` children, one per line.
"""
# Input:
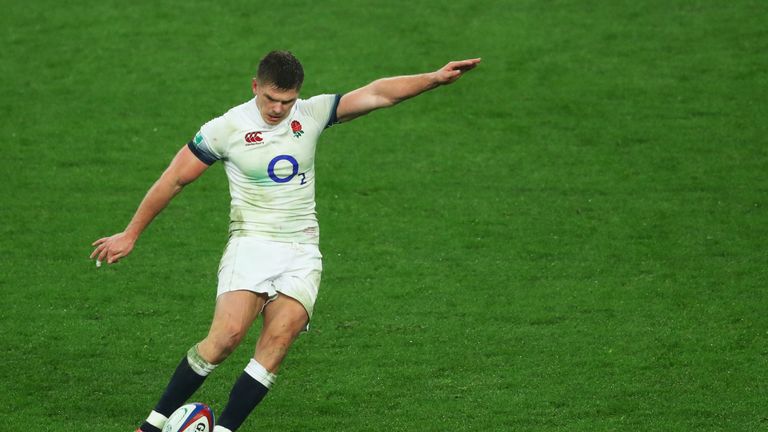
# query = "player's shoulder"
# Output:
<box><xmin>297</xmin><ymin>94</ymin><xmax>339</xmax><ymax>109</ymax></box>
<box><xmin>200</xmin><ymin>99</ymin><xmax>249</xmax><ymax>139</ymax></box>
<box><xmin>207</xmin><ymin>98</ymin><xmax>257</xmax><ymax>133</ymax></box>
<box><xmin>226</xmin><ymin>98</ymin><xmax>259</xmax><ymax>122</ymax></box>
<box><xmin>296</xmin><ymin>94</ymin><xmax>341</xmax><ymax>127</ymax></box>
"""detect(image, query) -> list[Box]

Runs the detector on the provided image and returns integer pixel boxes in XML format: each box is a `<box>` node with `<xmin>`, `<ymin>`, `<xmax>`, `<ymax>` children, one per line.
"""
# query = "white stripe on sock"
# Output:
<box><xmin>187</xmin><ymin>344</ymin><xmax>217</xmax><ymax>376</ymax></box>
<box><xmin>244</xmin><ymin>359</ymin><xmax>277</xmax><ymax>389</ymax></box>
<box><xmin>146</xmin><ymin>410</ymin><xmax>168</xmax><ymax>429</ymax></box>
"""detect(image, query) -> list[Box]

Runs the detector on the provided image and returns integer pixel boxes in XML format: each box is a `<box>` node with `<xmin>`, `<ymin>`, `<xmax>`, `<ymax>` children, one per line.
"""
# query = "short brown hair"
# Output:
<box><xmin>256</xmin><ymin>51</ymin><xmax>304</xmax><ymax>90</ymax></box>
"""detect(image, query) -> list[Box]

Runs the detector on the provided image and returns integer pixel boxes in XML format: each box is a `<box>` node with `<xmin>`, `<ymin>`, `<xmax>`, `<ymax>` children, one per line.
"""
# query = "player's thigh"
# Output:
<box><xmin>208</xmin><ymin>290</ymin><xmax>268</xmax><ymax>339</ymax></box>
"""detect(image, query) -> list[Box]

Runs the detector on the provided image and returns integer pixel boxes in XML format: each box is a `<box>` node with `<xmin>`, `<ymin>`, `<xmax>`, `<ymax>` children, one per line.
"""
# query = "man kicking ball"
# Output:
<box><xmin>91</xmin><ymin>51</ymin><xmax>480</xmax><ymax>432</ymax></box>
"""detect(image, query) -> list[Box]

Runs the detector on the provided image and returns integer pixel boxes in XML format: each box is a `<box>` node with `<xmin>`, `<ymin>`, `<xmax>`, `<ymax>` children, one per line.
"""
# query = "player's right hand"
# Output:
<box><xmin>433</xmin><ymin>58</ymin><xmax>481</xmax><ymax>85</ymax></box>
<box><xmin>90</xmin><ymin>232</ymin><xmax>136</xmax><ymax>265</ymax></box>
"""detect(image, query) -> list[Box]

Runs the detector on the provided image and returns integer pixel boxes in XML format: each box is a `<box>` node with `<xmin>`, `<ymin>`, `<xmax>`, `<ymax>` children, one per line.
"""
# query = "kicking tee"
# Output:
<box><xmin>188</xmin><ymin>94</ymin><xmax>341</xmax><ymax>244</ymax></box>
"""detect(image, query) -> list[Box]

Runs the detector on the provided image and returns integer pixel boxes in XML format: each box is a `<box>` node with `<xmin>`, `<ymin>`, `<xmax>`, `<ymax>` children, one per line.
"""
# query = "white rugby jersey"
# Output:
<box><xmin>188</xmin><ymin>94</ymin><xmax>341</xmax><ymax>244</ymax></box>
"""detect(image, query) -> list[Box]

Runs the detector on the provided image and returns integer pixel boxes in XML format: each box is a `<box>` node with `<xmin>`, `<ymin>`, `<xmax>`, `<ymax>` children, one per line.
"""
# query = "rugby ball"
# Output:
<box><xmin>162</xmin><ymin>403</ymin><xmax>215</xmax><ymax>432</ymax></box>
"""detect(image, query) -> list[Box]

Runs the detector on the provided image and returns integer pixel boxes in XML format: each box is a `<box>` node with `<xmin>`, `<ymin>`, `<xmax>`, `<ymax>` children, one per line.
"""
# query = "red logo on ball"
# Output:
<box><xmin>245</xmin><ymin>131</ymin><xmax>263</xmax><ymax>143</ymax></box>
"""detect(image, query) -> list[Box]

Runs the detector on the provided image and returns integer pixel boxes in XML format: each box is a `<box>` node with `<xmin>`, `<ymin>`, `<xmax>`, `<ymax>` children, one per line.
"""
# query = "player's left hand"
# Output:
<box><xmin>90</xmin><ymin>231</ymin><xmax>136</xmax><ymax>266</ymax></box>
<box><xmin>433</xmin><ymin>58</ymin><xmax>481</xmax><ymax>85</ymax></box>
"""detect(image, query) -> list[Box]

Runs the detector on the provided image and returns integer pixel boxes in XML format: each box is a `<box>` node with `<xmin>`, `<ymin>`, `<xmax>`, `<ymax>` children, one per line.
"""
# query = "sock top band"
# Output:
<box><xmin>245</xmin><ymin>359</ymin><xmax>277</xmax><ymax>388</ymax></box>
<box><xmin>146</xmin><ymin>410</ymin><xmax>169</xmax><ymax>429</ymax></box>
<box><xmin>187</xmin><ymin>344</ymin><xmax>218</xmax><ymax>376</ymax></box>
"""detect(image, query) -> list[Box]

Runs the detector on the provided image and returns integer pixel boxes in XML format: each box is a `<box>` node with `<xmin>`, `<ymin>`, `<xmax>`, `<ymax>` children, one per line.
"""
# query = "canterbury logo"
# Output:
<box><xmin>245</xmin><ymin>131</ymin><xmax>263</xmax><ymax>143</ymax></box>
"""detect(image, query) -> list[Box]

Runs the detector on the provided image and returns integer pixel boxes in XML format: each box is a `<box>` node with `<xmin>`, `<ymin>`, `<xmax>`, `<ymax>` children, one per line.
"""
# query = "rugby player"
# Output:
<box><xmin>90</xmin><ymin>51</ymin><xmax>480</xmax><ymax>432</ymax></box>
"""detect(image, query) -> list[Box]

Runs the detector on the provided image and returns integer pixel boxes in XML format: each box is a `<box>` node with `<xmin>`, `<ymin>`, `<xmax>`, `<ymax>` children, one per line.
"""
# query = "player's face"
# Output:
<box><xmin>252</xmin><ymin>79</ymin><xmax>299</xmax><ymax>125</ymax></box>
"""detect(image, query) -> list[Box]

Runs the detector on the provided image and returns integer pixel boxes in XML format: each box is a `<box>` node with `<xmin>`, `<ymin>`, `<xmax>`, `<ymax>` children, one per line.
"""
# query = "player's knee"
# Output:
<box><xmin>223</xmin><ymin>323</ymin><xmax>249</xmax><ymax>347</ymax></box>
<box><xmin>209</xmin><ymin>323</ymin><xmax>248</xmax><ymax>357</ymax></box>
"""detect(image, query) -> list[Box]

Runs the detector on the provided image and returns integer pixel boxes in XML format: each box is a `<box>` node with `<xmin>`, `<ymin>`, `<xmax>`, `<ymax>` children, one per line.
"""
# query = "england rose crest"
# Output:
<box><xmin>291</xmin><ymin>120</ymin><xmax>304</xmax><ymax>138</ymax></box>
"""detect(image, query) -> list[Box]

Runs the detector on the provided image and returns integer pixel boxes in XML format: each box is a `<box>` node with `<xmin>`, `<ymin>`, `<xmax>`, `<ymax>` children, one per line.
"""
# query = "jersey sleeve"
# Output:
<box><xmin>301</xmin><ymin>94</ymin><xmax>342</xmax><ymax>129</ymax></box>
<box><xmin>187</xmin><ymin>115</ymin><xmax>230</xmax><ymax>164</ymax></box>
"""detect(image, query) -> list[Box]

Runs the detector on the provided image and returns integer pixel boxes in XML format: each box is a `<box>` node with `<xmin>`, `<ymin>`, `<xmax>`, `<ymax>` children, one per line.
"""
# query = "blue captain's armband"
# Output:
<box><xmin>187</xmin><ymin>132</ymin><xmax>220</xmax><ymax>165</ymax></box>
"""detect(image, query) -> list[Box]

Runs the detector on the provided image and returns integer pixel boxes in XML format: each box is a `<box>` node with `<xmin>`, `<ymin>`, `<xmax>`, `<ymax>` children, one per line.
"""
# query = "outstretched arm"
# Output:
<box><xmin>90</xmin><ymin>145</ymin><xmax>209</xmax><ymax>265</ymax></box>
<box><xmin>336</xmin><ymin>58</ymin><xmax>481</xmax><ymax>123</ymax></box>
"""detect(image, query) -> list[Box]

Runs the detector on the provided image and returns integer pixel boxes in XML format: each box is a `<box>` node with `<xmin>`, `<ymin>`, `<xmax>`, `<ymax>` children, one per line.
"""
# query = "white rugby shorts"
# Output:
<box><xmin>217</xmin><ymin>236</ymin><xmax>322</xmax><ymax>319</ymax></box>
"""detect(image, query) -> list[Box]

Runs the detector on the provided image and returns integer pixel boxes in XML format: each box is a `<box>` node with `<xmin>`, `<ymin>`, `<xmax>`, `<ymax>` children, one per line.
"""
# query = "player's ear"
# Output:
<box><xmin>251</xmin><ymin>78</ymin><xmax>259</xmax><ymax>95</ymax></box>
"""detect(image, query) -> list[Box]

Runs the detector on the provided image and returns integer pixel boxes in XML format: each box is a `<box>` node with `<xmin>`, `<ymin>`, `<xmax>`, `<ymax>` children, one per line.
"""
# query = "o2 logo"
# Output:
<box><xmin>267</xmin><ymin>154</ymin><xmax>307</xmax><ymax>184</ymax></box>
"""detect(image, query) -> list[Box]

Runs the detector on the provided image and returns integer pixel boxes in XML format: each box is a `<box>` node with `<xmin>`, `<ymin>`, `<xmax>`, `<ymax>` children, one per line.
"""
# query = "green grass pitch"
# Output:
<box><xmin>1</xmin><ymin>1</ymin><xmax>766</xmax><ymax>430</ymax></box>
